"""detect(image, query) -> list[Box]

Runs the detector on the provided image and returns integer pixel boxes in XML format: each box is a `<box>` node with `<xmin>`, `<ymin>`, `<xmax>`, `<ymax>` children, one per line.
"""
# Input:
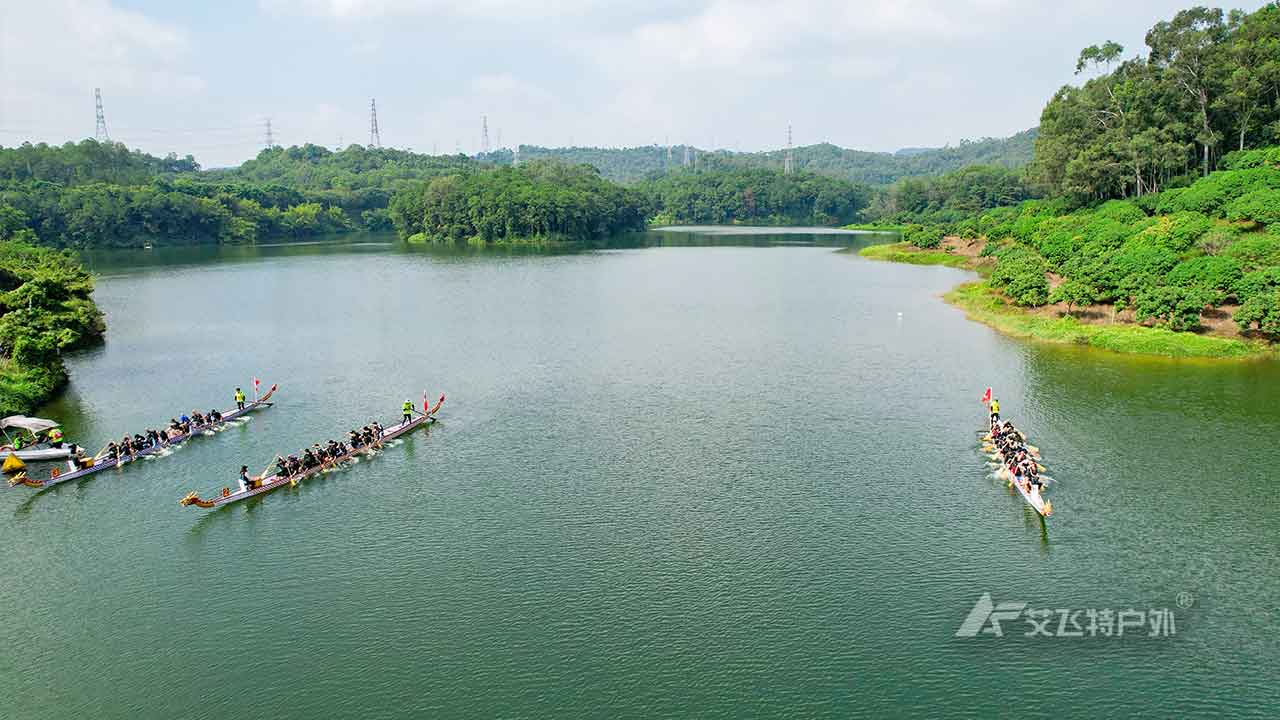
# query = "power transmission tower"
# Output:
<box><xmin>264</xmin><ymin>118</ymin><xmax>274</xmax><ymax>149</ymax></box>
<box><xmin>94</xmin><ymin>88</ymin><xmax>109</xmax><ymax>142</ymax></box>
<box><xmin>784</xmin><ymin>124</ymin><xmax>794</xmax><ymax>175</ymax></box>
<box><xmin>369</xmin><ymin>98</ymin><xmax>382</xmax><ymax>148</ymax></box>
<box><xmin>683</xmin><ymin>145</ymin><xmax>690</xmax><ymax>167</ymax></box>
<box><xmin>481</xmin><ymin>116</ymin><xmax>490</xmax><ymax>154</ymax></box>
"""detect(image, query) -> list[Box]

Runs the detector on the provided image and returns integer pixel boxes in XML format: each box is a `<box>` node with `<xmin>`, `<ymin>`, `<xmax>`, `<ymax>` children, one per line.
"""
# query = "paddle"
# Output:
<box><xmin>256</xmin><ymin>456</ymin><xmax>280</xmax><ymax>483</ymax></box>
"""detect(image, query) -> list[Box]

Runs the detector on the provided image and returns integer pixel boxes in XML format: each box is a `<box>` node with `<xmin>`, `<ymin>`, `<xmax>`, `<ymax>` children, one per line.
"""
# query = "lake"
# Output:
<box><xmin>2</xmin><ymin>227</ymin><xmax>1277</xmax><ymax>718</ymax></box>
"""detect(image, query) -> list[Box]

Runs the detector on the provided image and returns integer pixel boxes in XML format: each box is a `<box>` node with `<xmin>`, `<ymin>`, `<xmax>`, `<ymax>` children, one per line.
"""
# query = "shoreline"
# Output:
<box><xmin>858</xmin><ymin>241</ymin><xmax>1276</xmax><ymax>360</ymax></box>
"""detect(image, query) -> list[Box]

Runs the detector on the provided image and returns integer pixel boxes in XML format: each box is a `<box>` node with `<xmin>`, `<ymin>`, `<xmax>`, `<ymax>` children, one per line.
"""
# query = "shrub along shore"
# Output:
<box><xmin>858</xmin><ymin>238</ymin><xmax>1275</xmax><ymax>360</ymax></box>
<box><xmin>0</xmin><ymin>217</ymin><xmax>104</xmax><ymax>414</ymax></box>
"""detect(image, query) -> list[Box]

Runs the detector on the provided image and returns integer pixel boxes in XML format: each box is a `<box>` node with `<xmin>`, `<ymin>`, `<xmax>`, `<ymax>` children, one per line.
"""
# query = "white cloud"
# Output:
<box><xmin>0</xmin><ymin>0</ymin><xmax>203</xmax><ymax>140</ymax></box>
<box><xmin>260</xmin><ymin>0</ymin><xmax>605</xmax><ymax>21</ymax></box>
<box><xmin>8</xmin><ymin>0</ymin><xmax>1261</xmax><ymax>166</ymax></box>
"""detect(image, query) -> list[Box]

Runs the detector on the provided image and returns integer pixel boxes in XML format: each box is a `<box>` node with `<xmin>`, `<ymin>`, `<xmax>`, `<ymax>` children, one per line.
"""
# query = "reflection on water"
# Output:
<box><xmin>3</xmin><ymin>224</ymin><xmax>1275</xmax><ymax>719</ymax></box>
<box><xmin>78</xmin><ymin>227</ymin><xmax>901</xmax><ymax>275</ymax></box>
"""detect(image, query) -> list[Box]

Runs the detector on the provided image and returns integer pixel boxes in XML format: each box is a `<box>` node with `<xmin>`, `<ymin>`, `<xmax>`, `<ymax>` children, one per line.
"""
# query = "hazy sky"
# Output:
<box><xmin>0</xmin><ymin>0</ymin><xmax>1270</xmax><ymax>166</ymax></box>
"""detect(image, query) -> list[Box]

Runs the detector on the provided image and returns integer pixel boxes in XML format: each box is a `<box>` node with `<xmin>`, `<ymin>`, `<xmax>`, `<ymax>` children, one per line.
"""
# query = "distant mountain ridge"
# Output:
<box><xmin>487</xmin><ymin>128</ymin><xmax>1037</xmax><ymax>186</ymax></box>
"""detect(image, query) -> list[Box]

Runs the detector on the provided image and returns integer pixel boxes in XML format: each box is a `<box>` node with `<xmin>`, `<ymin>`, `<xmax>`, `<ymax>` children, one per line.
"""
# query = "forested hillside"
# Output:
<box><xmin>0</xmin><ymin>142</ymin><xmax>478</xmax><ymax>248</ymax></box>
<box><xmin>492</xmin><ymin>130</ymin><xmax>1036</xmax><ymax>185</ymax></box>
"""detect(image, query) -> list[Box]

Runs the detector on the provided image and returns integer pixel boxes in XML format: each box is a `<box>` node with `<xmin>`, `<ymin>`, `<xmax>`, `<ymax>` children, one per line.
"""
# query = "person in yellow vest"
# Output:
<box><xmin>989</xmin><ymin>398</ymin><xmax>1000</xmax><ymax>424</ymax></box>
<box><xmin>47</xmin><ymin>427</ymin><xmax>64</xmax><ymax>449</ymax></box>
<box><xmin>402</xmin><ymin>400</ymin><xmax>414</xmax><ymax>424</ymax></box>
<box><xmin>234</xmin><ymin>387</ymin><xmax>246</xmax><ymax>411</ymax></box>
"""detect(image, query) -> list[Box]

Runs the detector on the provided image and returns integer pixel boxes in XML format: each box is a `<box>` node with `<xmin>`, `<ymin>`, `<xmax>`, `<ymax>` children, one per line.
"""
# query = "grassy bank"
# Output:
<box><xmin>0</xmin><ymin>360</ymin><xmax>64</xmax><ymax>418</ymax></box>
<box><xmin>945</xmin><ymin>282</ymin><xmax>1269</xmax><ymax>359</ymax></box>
<box><xmin>858</xmin><ymin>242</ymin><xmax>970</xmax><ymax>268</ymax></box>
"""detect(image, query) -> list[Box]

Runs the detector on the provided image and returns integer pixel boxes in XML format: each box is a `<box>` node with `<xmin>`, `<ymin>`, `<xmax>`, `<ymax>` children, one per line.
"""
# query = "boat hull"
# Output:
<box><xmin>10</xmin><ymin>391</ymin><xmax>275</xmax><ymax>490</ymax></box>
<box><xmin>990</xmin><ymin>449</ymin><xmax>1051</xmax><ymax>517</ymax></box>
<box><xmin>0</xmin><ymin>446</ymin><xmax>72</xmax><ymax>461</ymax></box>
<box><xmin>184</xmin><ymin>414</ymin><xmax>434</xmax><ymax>509</ymax></box>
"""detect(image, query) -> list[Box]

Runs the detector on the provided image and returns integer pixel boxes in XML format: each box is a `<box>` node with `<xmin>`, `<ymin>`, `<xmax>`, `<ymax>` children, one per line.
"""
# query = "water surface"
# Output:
<box><xmin>3</xmin><ymin>228</ymin><xmax>1277</xmax><ymax>718</ymax></box>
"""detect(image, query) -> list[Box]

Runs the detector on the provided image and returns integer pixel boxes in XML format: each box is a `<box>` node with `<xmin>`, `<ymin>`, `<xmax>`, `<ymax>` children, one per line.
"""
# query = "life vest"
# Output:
<box><xmin>402</xmin><ymin>401</ymin><xmax>413</xmax><ymax>413</ymax></box>
<box><xmin>990</xmin><ymin>400</ymin><xmax>1000</xmax><ymax>414</ymax></box>
<box><xmin>48</xmin><ymin>428</ymin><xmax>64</xmax><ymax>442</ymax></box>
<box><xmin>235</xmin><ymin>390</ymin><xmax>245</xmax><ymax>402</ymax></box>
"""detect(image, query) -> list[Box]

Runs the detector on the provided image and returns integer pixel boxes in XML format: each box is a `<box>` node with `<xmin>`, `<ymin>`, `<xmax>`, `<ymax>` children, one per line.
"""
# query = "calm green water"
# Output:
<box><xmin>2</xmin><ymin>229</ymin><xmax>1278</xmax><ymax>718</ymax></box>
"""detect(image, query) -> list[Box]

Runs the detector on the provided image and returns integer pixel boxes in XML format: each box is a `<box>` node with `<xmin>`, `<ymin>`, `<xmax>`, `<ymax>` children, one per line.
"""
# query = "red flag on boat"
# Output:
<box><xmin>423</xmin><ymin>391</ymin><xmax>429</xmax><ymax>414</ymax></box>
<box><xmin>981</xmin><ymin>387</ymin><xmax>992</xmax><ymax>404</ymax></box>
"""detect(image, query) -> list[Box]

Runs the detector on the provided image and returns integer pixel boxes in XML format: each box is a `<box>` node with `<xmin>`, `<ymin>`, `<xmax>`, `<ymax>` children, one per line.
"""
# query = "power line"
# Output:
<box><xmin>108</xmin><ymin>125</ymin><xmax>262</xmax><ymax>134</ymax></box>
<box><xmin>94</xmin><ymin>88</ymin><xmax>109</xmax><ymax>142</ymax></box>
<box><xmin>369</xmin><ymin>98</ymin><xmax>381</xmax><ymax>149</ymax></box>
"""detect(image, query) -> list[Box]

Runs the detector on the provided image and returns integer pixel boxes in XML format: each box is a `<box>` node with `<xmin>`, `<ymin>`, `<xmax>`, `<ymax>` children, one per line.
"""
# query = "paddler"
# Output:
<box><xmin>402</xmin><ymin>399</ymin><xmax>414</xmax><ymax>424</ymax></box>
<box><xmin>47</xmin><ymin>427</ymin><xmax>65</xmax><ymax>449</ymax></box>
<box><xmin>238</xmin><ymin>465</ymin><xmax>251</xmax><ymax>493</ymax></box>
<box><xmin>235</xmin><ymin>387</ymin><xmax>246</xmax><ymax>411</ymax></box>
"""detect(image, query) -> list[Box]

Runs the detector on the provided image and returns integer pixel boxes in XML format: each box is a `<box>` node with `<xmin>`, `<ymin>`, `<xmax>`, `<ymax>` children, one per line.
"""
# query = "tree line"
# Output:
<box><xmin>638</xmin><ymin>168</ymin><xmax>870</xmax><ymax>226</ymax></box>
<box><xmin>389</xmin><ymin>160</ymin><xmax>648</xmax><ymax>244</ymax></box>
<box><xmin>491</xmin><ymin>131</ymin><xmax>1036</xmax><ymax>185</ymax></box>
<box><xmin>1034</xmin><ymin>5</ymin><xmax>1280</xmax><ymax>202</ymax></box>
<box><xmin>861</xmin><ymin>164</ymin><xmax>1038</xmax><ymax>225</ymax></box>
<box><xmin>0</xmin><ymin>141</ymin><xmax>478</xmax><ymax>248</ymax></box>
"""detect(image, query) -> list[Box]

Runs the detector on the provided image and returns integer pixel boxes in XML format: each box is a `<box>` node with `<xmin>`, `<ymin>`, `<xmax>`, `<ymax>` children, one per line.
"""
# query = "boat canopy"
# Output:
<box><xmin>0</xmin><ymin>415</ymin><xmax>60</xmax><ymax>434</ymax></box>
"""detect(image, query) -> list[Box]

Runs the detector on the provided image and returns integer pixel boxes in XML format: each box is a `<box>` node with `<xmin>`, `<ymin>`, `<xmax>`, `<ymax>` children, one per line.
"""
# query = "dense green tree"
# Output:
<box><xmin>1034</xmin><ymin>4</ymin><xmax>1280</xmax><ymax>202</ymax></box>
<box><xmin>0</xmin><ymin>209</ymin><xmax>105</xmax><ymax>414</ymax></box>
<box><xmin>865</xmin><ymin>164</ymin><xmax>1036</xmax><ymax>224</ymax></box>
<box><xmin>391</xmin><ymin>161</ymin><xmax>647</xmax><ymax>244</ymax></box>
<box><xmin>1135</xmin><ymin>284</ymin><xmax>1211</xmax><ymax>330</ymax></box>
<box><xmin>1233</xmin><ymin>289</ymin><xmax>1280</xmax><ymax>334</ymax></box>
<box><xmin>638</xmin><ymin>168</ymin><xmax>868</xmax><ymax>226</ymax></box>
<box><xmin>1224</xmin><ymin>188</ymin><xmax>1280</xmax><ymax>225</ymax></box>
<box><xmin>989</xmin><ymin>246</ymin><xmax>1050</xmax><ymax>306</ymax></box>
<box><xmin>1050</xmin><ymin>278</ymin><xmax>1101</xmax><ymax>314</ymax></box>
